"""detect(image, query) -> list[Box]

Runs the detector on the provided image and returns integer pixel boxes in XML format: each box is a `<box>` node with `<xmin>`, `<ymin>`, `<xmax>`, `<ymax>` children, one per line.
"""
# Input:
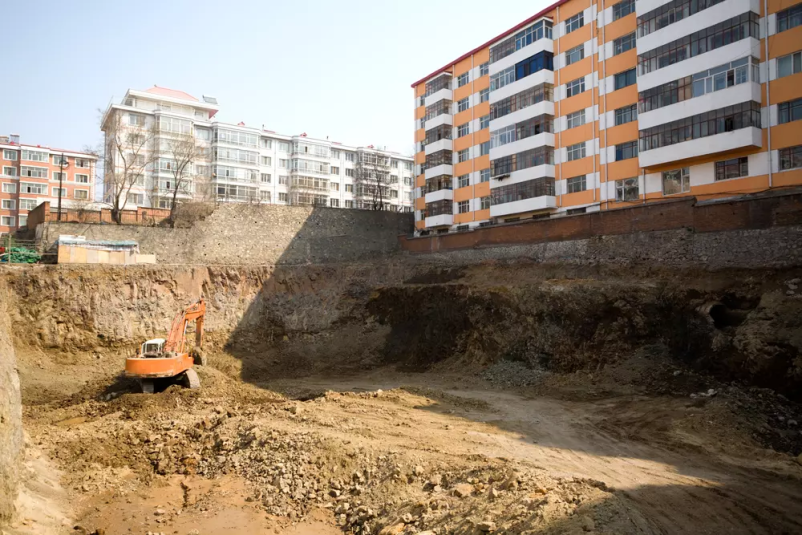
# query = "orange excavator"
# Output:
<box><xmin>125</xmin><ymin>299</ymin><xmax>207</xmax><ymax>393</ymax></box>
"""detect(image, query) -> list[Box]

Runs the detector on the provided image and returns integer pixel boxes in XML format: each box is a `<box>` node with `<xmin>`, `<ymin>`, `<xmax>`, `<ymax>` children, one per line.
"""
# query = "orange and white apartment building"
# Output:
<box><xmin>0</xmin><ymin>134</ymin><xmax>98</xmax><ymax>235</ymax></box>
<box><xmin>411</xmin><ymin>0</ymin><xmax>802</xmax><ymax>232</ymax></box>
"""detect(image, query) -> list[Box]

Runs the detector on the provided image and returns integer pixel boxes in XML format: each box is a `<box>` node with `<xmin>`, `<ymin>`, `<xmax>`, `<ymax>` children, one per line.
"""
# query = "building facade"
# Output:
<box><xmin>0</xmin><ymin>134</ymin><xmax>98</xmax><ymax>235</ymax></box>
<box><xmin>411</xmin><ymin>0</ymin><xmax>802</xmax><ymax>233</ymax></box>
<box><xmin>103</xmin><ymin>87</ymin><xmax>414</xmax><ymax>212</ymax></box>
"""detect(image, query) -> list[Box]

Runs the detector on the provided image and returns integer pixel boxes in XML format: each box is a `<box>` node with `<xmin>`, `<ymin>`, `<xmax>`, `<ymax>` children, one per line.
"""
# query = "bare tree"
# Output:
<box><xmin>158</xmin><ymin>132</ymin><xmax>200</xmax><ymax>226</ymax></box>
<box><xmin>354</xmin><ymin>149</ymin><xmax>390</xmax><ymax>210</ymax></box>
<box><xmin>100</xmin><ymin>110</ymin><xmax>159</xmax><ymax>224</ymax></box>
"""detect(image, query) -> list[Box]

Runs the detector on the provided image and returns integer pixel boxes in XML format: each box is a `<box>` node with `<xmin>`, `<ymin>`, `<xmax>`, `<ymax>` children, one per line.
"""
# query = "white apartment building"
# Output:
<box><xmin>102</xmin><ymin>86</ymin><xmax>415</xmax><ymax>212</ymax></box>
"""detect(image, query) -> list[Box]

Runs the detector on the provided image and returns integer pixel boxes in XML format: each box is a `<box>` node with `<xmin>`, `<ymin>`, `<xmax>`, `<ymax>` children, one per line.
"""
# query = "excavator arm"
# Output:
<box><xmin>163</xmin><ymin>299</ymin><xmax>205</xmax><ymax>355</ymax></box>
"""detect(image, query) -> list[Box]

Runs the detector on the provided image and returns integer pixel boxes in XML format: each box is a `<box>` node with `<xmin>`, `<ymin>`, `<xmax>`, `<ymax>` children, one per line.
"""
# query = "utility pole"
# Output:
<box><xmin>57</xmin><ymin>152</ymin><xmax>66</xmax><ymax>221</ymax></box>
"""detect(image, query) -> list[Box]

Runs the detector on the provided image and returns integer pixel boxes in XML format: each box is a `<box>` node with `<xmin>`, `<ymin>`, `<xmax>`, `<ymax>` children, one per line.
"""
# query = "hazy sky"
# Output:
<box><xmin>0</xmin><ymin>0</ymin><xmax>549</xmax><ymax>156</ymax></box>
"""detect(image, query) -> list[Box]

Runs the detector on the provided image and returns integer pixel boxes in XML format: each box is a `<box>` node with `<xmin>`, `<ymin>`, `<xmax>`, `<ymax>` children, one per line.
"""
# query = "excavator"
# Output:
<box><xmin>125</xmin><ymin>299</ymin><xmax>207</xmax><ymax>393</ymax></box>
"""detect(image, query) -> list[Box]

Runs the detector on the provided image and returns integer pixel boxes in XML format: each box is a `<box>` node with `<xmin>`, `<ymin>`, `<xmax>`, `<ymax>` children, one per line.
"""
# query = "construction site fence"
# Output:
<box><xmin>0</xmin><ymin>237</ymin><xmax>54</xmax><ymax>265</ymax></box>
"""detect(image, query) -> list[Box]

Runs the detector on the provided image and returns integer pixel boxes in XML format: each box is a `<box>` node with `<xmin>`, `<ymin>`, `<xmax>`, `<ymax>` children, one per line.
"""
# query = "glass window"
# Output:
<box><xmin>662</xmin><ymin>168</ymin><xmax>690</xmax><ymax>194</ymax></box>
<box><xmin>714</xmin><ymin>158</ymin><xmax>748</xmax><ymax>181</ymax></box>
<box><xmin>615</xmin><ymin>177</ymin><xmax>639</xmax><ymax>201</ymax></box>
<box><xmin>457</xmin><ymin>123</ymin><xmax>470</xmax><ymax>137</ymax></box>
<box><xmin>490</xmin><ymin>20</ymin><xmax>552</xmax><ymax>63</ymax></box>
<box><xmin>458</xmin><ymin>174</ymin><xmax>470</xmax><ymax>188</ymax></box>
<box><xmin>613</xmin><ymin>0</ymin><xmax>635</xmax><ymax>21</ymax></box>
<box><xmin>615</xmin><ymin>104</ymin><xmax>637</xmax><ymax>125</ymax></box>
<box><xmin>567</xmin><ymin>175</ymin><xmax>586</xmax><ymax>193</ymax></box>
<box><xmin>491</xmin><ymin>83</ymin><xmax>553</xmax><ymax>120</ymax></box>
<box><xmin>457</xmin><ymin>72</ymin><xmax>470</xmax><ymax>87</ymax></box>
<box><xmin>1</xmin><ymin>199</ymin><xmax>15</xmax><ymax>210</ymax></box>
<box><xmin>567</xmin><ymin>110</ymin><xmax>585</xmax><ymax>129</ymax></box>
<box><xmin>777</xmin><ymin>4</ymin><xmax>802</xmax><ymax>33</ymax></box>
<box><xmin>1</xmin><ymin>216</ymin><xmax>15</xmax><ymax>227</ymax></box>
<box><xmin>480</xmin><ymin>169</ymin><xmax>490</xmax><ymax>182</ymax></box>
<box><xmin>491</xmin><ymin>177</ymin><xmax>555</xmax><ymax>205</ymax></box>
<box><xmin>480</xmin><ymin>62</ymin><xmax>489</xmax><ymax>77</ymax></box>
<box><xmin>614</xmin><ymin>68</ymin><xmax>636</xmax><ymax>90</ymax></box>
<box><xmin>480</xmin><ymin>115</ymin><xmax>490</xmax><ymax>129</ymax></box>
<box><xmin>480</xmin><ymin>88</ymin><xmax>490</xmax><ymax>103</ymax></box>
<box><xmin>2</xmin><ymin>167</ymin><xmax>16</xmax><ymax>177</ymax></box>
<box><xmin>3</xmin><ymin>150</ymin><xmax>18</xmax><ymax>161</ymax></box>
<box><xmin>638</xmin><ymin>0</ymin><xmax>727</xmax><ymax>37</ymax></box>
<box><xmin>615</xmin><ymin>141</ymin><xmax>638</xmax><ymax>161</ymax></box>
<box><xmin>128</xmin><ymin>113</ymin><xmax>145</xmax><ymax>126</ymax></box>
<box><xmin>779</xmin><ymin>145</ymin><xmax>802</xmax><ymax>170</ymax></box>
<box><xmin>458</xmin><ymin>200</ymin><xmax>470</xmax><ymax>213</ymax></box>
<box><xmin>480</xmin><ymin>196</ymin><xmax>491</xmax><ymax>210</ymax></box>
<box><xmin>480</xmin><ymin>142</ymin><xmax>490</xmax><ymax>156</ymax></box>
<box><xmin>457</xmin><ymin>98</ymin><xmax>470</xmax><ymax>112</ymax></box>
<box><xmin>566</xmin><ymin>143</ymin><xmax>586</xmax><ymax>161</ymax></box>
<box><xmin>778</xmin><ymin>98</ymin><xmax>802</xmax><ymax>124</ymax></box>
<box><xmin>566</xmin><ymin>77</ymin><xmax>585</xmax><ymax>97</ymax></box>
<box><xmin>565</xmin><ymin>12</ymin><xmax>584</xmax><ymax>34</ymax></box>
<box><xmin>21</xmin><ymin>150</ymin><xmax>48</xmax><ymax>162</ymax></box>
<box><xmin>565</xmin><ymin>45</ymin><xmax>584</xmax><ymax>66</ymax></box>
<box><xmin>613</xmin><ymin>33</ymin><xmax>636</xmax><ymax>56</ymax></box>
<box><xmin>75</xmin><ymin>174</ymin><xmax>89</xmax><ymax>184</ymax></box>
<box><xmin>458</xmin><ymin>149</ymin><xmax>470</xmax><ymax>162</ymax></box>
<box><xmin>2</xmin><ymin>183</ymin><xmax>17</xmax><ymax>193</ymax></box>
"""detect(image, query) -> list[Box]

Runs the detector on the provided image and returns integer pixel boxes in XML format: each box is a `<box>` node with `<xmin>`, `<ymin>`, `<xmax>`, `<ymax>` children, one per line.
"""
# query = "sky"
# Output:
<box><xmin>0</xmin><ymin>0</ymin><xmax>551</xmax><ymax>157</ymax></box>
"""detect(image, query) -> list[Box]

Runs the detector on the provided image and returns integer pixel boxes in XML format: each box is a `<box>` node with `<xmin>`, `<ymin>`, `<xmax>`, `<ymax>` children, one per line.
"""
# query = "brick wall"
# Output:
<box><xmin>37</xmin><ymin>204</ymin><xmax>414</xmax><ymax>266</ymax></box>
<box><xmin>401</xmin><ymin>191</ymin><xmax>802</xmax><ymax>254</ymax></box>
<box><xmin>26</xmin><ymin>202</ymin><xmax>171</xmax><ymax>229</ymax></box>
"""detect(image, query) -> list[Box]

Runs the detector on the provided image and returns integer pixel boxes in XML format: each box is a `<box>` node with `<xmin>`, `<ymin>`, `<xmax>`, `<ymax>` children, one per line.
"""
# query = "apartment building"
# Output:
<box><xmin>103</xmin><ymin>87</ymin><xmax>414</xmax><ymax>212</ymax></box>
<box><xmin>0</xmin><ymin>134</ymin><xmax>98</xmax><ymax>235</ymax></box>
<box><xmin>411</xmin><ymin>0</ymin><xmax>802</xmax><ymax>233</ymax></box>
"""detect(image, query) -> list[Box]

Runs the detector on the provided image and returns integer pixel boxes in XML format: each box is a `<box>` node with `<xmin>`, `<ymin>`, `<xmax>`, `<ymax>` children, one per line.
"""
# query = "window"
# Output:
<box><xmin>777</xmin><ymin>4</ymin><xmax>802</xmax><ymax>33</ymax></box>
<box><xmin>18</xmin><ymin>215</ymin><xmax>27</xmax><ymax>227</ymax></box>
<box><xmin>261</xmin><ymin>156</ymin><xmax>272</xmax><ymax>166</ymax></box>
<box><xmin>480</xmin><ymin>115</ymin><xmax>490</xmax><ymax>130</ymax></box>
<box><xmin>480</xmin><ymin>196</ymin><xmax>491</xmax><ymax>210</ymax></box>
<box><xmin>345</xmin><ymin>200</ymin><xmax>354</xmax><ymax>208</ymax></box>
<box><xmin>639</xmin><ymin>56</ymin><xmax>758</xmax><ymax>113</ymax></box>
<box><xmin>638</xmin><ymin>13</ymin><xmax>759</xmax><ymax>75</ymax></box>
<box><xmin>615</xmin><ymin>141</ymin><xmax>638</xmax><ymax>160</ymax></box>
<box><xmin>75</xmin><ymin>159</ymin><xmax>90</xmax><ymax>168</ymax></box>
<box><xmin>52</xmin><ymin>155</ymin><xmax>68</xmax><ymax>166</ymax></box>
<box><xmin>565</xmin><ymin>45</ymin><xmax>584</xmax><ymax>66</ymax></box>
<box><xmin>279</xmin><ymin>142</ymin><xmax>291</xmax><ymax>153</ymax></box>
<box><xmin>566</xmin><ymin>77</ymin><xmax>585</xmax><ymax>97</ymax></box>
<box><xmin>457</xmin><ymin>123</ymin><xmax>470</xmax><ymax>137</ymax></box>
<box><xmin>74</xmin><ymin>190</ymin><xmax>89</xmax><ymax>200</ymax></box>
<box><xmin>20</xmin><ymin>166</ymin><xmax>47</xmax><ymax>178</ymax></box>
<box><xmin>127</xmin><ymin>133</ymin><xmax>145</xmax><ymax>146</ymax></box>
<box><xmin>2</xmin><ymin>183</ymin><xmax>16</xmax><ymax>193</ymax></box>
<box><xmin>21</xmin><ymin>150</ymin><xmax>48</xmax><ymax>162</ymax></box>
<box><xmin>614</xmin><ymin>68</ymin><xmax>636</xmax><ymax>90</ymax></box>
<box><xmin>489</xmin><ymin>20</ymin><xmax>552</xmax><ymax>63</ymax></box>
<box><xmin>159</xmin><ymin>116</ymin><xmax>191</xmax><ymax>135</ymax></box>
<box><xmin>279</xmin><ymin>175</ymin><xmax>289</xmax><ymax>185</ymax></box>
<box><xmin>615</xmin><ymin>177</ymin><xmax>639</xmax><ymax>201</ymax></box>
<box><xmin>458</xmin><ymin>174</ymin><xmax>470</xmax><ymax>188</ymax></box>
<box><xmin>1</xmin><ymin>199</ymin><xmax>15</xmax><ymax>210</ymax></box>
<box><xmin>278</xmin><ymin>159</ymin><xmax>289</xmax><ymax>168</ymax></box>
<box><xmin>490</xmin><ymin>66</ymin><xmax>516</xmax><ymax>91</ymax></box>
<box><xmin>615</xmin><ymin>104</ymin><xmax>637</xmax><ymax>125</ymax></box>
<box><xmin>260</xmin><ymin>191</ymin><xmax>271</xmax><ymax>202</ymax></box>
<box><xmin>457</xmin><ymin>98</ymin><xmax>470</xmax><ymax>112</ymax></box>
<box><xmin>261</xmin><ymin>139</ymin><xmax>273</xmax><ymax>149</ymax></box>
<box><xmin>778</xmin><ymin>51</ymin><xmax>802</xmax><ymax>78</ymax></box>
<box><xmin>19</xmin><ymin>199</ymin><xmax>38</xmax><ymax>211</ymax></box>
<box><xmin>613</xmin><ymin>33</ymin><xmax>636</xmax><ymax>56</ymax></box>
<box><xmin>458</xmin><ymin>149</ymin><xmax>470</xmax><ymax>162</ymax></box>
<box><xmin>480</xmin><ymin>169</ymin><xmax>490</xmax><ymax>182</ymax></box>
<box><xmin>491</xmin><ymin>83</ymin><xmax>554</xmax><ymax>120</ymax></box>
<box><xmin>330</xmin><ymin>198</ymin><xmax>340</xmax><ymax>208</ymax></box>
<box><xmin>613</xmin><ymin>0</ymin><xmax>635</xmax><ymax>20</ymax></box>
<box><xmin>480</xmin><ymin>142</ymin><xmax>490</xmax><ymax>156</ymax></box>
<box><xmin>715</xmin><ymin>158</ymin><xmax>748</xmax><ymax>181</ymax></box>
<box><xmin>458</xmin><ymin>200</ymin><xmax>470</xmax><ymax>213</ymax></box>
<box><xmin>480</xmin><ymin>88</ymin><xmax>489</xmax><ymax>103</ymax></box>
<box><xmin>567</xmin><ymin>175</ymin><xmax>586</xmax><ymax>193</ymax></box>
<box><xmin>491</xmin><ymin>146</ymin><xmax>554</xmax><ymax>176</ymax></box>
<box><xmin>331</xmin><ymin>182</ymin><xmax>340</xmax><ymax>191</ymax></box>
<box><xmin>3</xmin><ymin>150</ymin><xmax>18</xmax><ymax>161</ymax></box>
<box><xmin>2</xmin><ymin>167</ymin><xmax>16</xmax><ymax>177</ymax></box>
<box><xmin>491</xmin><ymin>177</ymin><xmax>555</xmax><ymax>205</ymax></box>
<box><xmin>565</xmin><ymin>12</ymin><xmax>584</xmax><ymax>34</ymax></box>
<box><xmin>480</xmin><ymin>62</ymin><xmax>489</xmax><ymax>76</ymax></box>
<box><xmin>639</xmin><ymin>102</ymin><xmax>762</xmax><ymax>152</ymax></box>
<box><xmin>638</xmin><ymin>0</ymin><xmax>726</xmax><ymax>37</ymax></box>
<box><xmin>780</xmin><ymin>145</ymin><xmax>802</xmax><ymax>170</ymax></box>
<box><xmin>331</xmin><ymin>166</ymin><xmax>340</xmax><ymax>175</ymax></box>
<box><xmin>75</xmin><ymin>174</ymin><xmax>89</xmax><ymax>184</ymax></box>
<box><xmin>345</xmin><ymin>168</ymin><xmax>354</xmax><ymax>177</ymax></box>
<box><xmin>128</xmin><ymin>114</ymin><xmax>145</xmax><ymax>127</ymax></box>
<box><xmin>51</xmin><ymin>187</ymin><xmax>67</xmax><ymax>198</ymax></box>
<box><xmin>566</xmin><ymin>143</ymin><xmax>586</xmax><ymax>161</ymax></box>
<box><xmin>566</xmin><ymin>110</ymin><xmax>585</xmax><ymax>129</ymax></box>
<box><xmin>662</xmin><ymin>168</ymin><xmax>690</xmax><ymax>194</ymax></box>
<box><xmin>261</xmin><ymin>173</ymin><xmax>271</xmax><ymax>183</ymax></box>
<box><xmin>457</xmin><ymin>72</ymin><xmax>470</xmax><ymax>87</ymax></box>
<box><xmin>778</xmin><ymin>98</ymin><xmax>802</xmax><ymax>124</ymax></box>
<box><xmin>279</xmin><ymin>192</ymin><xmax>288</xmax><ymax>202</ymax></box>
<box><xmin>345</xmin><ymin>184</ymin><xmax>354</xmax><ymax>192</ymax></box>
<box><xmin>1</xmin><ymin>216</ymin><xmax>14</xmax><ymax>227</ymax></box>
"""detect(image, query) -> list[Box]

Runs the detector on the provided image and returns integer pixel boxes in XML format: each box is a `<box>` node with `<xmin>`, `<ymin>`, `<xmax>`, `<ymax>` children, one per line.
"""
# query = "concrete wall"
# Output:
<box><xmin>37</xmin><ymin>204</ymin><xmax>414</xmax><ymax>266</ymax></box>
<box><xmin>0</xmin><ymin>281</ymin><xmax>22</xmax><ymax>523</ymax></box>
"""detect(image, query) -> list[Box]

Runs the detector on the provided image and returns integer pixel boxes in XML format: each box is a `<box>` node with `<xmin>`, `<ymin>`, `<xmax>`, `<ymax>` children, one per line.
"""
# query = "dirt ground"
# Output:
<box><xmin>8</xmin><ymin>348</ymin><xmax>802</xmax><ymax>535</ymax></box>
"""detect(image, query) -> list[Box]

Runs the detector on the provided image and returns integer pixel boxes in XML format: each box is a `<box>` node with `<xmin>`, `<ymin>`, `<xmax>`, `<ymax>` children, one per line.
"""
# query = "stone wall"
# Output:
<box><xmin>37</xmin><ymin>204</ymin><xmax>413</xmax><ymax>266</ymax></box>
<box><xmin>0</xmin><ymin>280</ymin><xmax>22</xmax><ymax>523</ymax></box>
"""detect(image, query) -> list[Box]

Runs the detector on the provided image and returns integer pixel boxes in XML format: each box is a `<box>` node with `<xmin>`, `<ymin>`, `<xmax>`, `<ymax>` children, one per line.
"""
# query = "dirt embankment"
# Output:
<box><xmin>0</xmin><ymin>280</ymin><xmax>23</xmax><ymax>524</ymax></box>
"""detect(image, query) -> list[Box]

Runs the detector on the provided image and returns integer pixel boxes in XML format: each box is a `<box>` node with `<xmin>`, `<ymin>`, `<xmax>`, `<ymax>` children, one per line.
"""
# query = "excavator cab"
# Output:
<box><xmin>125</xmin><ymin>299</ymin><xmax>206</xmax><ymax>393</ymax></box>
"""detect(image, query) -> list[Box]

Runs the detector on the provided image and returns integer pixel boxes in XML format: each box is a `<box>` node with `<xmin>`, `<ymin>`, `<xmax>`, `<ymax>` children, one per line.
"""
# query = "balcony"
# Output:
<box><xmin>639</xmin><ymin>126</ymin><xmax>762</xmax><ymax>168</ymax></box>
<box><xmin>424</xmin><ymin>189</ymin><xmax>453</xmax><ymax>203</ymax></box>
<box><xmin>489</xmin><ymin>176</ymin><xmax>555</xmax><ymax>218</ymax></box>
<box><xmin>489</xmin><ymin>132</ymin><xmax>554</xmax><ymax>162</ymax></box>
<box><xmin>425</xmin><ymin>88</ymin><xmax>453</xmax><ymax>107</ymax></box>
<box><xmin>489</xmin><ymin>100</ymin><xmax>555</xmax><ymax>131</ymax></box>
<box><xmin>425</xmin><ymin>139</ymin><xmax>453</xmax><ymax>155</ymax></box>
<box><xmin>490</xmin><ymin>195</ymin><xmax>556</xmax><ymax>218</ymax></box>
<box><xmin>491</xmin><ymin>163</ymin><xmax>555</xmax><ymax>189</ymax></box>
<box><xmin>490</xmin><ymin>69</ymin><xmax>554</xmax><ymax>105</ymax></box>
<box><xmin>425</xmin><ymin>214</ymin><xmax>453</xmax><ymax>228</ymax></box>
<box><xmin>424</xmin><ymin>113</ymin><xmax>453</xmax><ymax>130</ymax></box>
<box><xmin>489</xmin><ymin>39</ymin><xmax>553</xmax><ymax>76</ymax></box>
<box><xmin>425</xmin><ymin>164</ymin><xmax>453</xmax><ymax>180</ymax></box>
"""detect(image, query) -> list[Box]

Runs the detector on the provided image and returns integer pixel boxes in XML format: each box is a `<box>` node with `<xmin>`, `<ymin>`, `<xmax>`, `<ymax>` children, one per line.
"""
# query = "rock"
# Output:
<box><xmin>796</xmin><ymin>454</ymin><xmax>802</xmax><ymax>466</ymax></box>
<box><xmin>154</xmin><ymin>508</ymin><xmax>166</xmax><ymax>516</ymax></box>
<box><xmin>428</xmin><ymin>474</ymin><xmax>442</xmax><ymax>487</ymax></box>
<box><xmin>379</xmin><ymin>523</ymin><xmax>406</xmax><ymax>535</ymax></box>
<box><xmin>581</xmin><ymin>516</ymin><xmax>595</xmax><ymax>532</ymax></box>
<box><xmin>402</xmin><ymin>512</ymin><xmax>414</xmax><ymax>523</ymax></box>
<box><xmin>453</xmin><ymin>483</ymin><xmax>473</xmax><ymax>498</ymax></box>
<box><xmin>287</xmin><ymin>404</ymin><xmax>301</xmax><ymax>415</ymax></box>
<box><xmin>413</xmin><ymin>465</ymin><xmax>424</xmax><ymax>476</ymax></box>
<box><xmin>489</xmin><ymin>488</ymin><xmax>500</xmax><ymax>499</ymax></box>
<box><xmin>477</xmin><ymin>520</ymin><xmax>497</xmax><ymax>532</ymax></box>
